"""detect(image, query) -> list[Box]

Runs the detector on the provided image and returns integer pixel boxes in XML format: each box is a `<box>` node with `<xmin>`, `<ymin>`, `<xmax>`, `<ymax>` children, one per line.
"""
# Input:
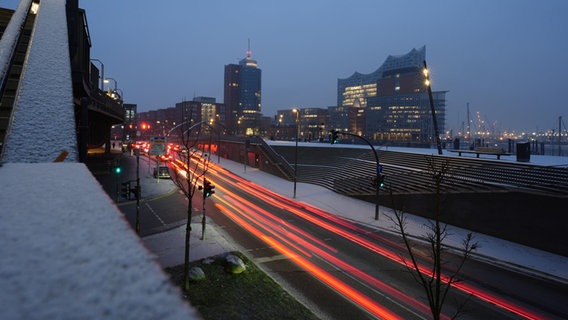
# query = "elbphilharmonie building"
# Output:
<box><xmin>337</xmin><ymin>46</ymin><xmax>446</xmax><ymax>145</ymax></box>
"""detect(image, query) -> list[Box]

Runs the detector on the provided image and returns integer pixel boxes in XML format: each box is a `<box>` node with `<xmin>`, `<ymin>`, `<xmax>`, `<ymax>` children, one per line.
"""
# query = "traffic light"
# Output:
<box><xmin>200</xmin><ymin>178</ymin><xmax>215</xmax><ymax>199</ymax></box>
<box><xmin>330</xmin><ymin>130</ymin><xmax>339</xmax><ymax>144</ymax></box>
<box><xmin>130</xmin><ymin>185</ymin><xmax>141</xmax><ymax>200</ymax></box>
<box><xmin>372</xmin><ymin>174</ymin><xmax>385</xmax><ymax>188</ymax></box>
<box><xmin>120</xmin><ymin>181</ymin><xmax>130</xmax><ymax>199</ymax></box>
<box><xmin>113</xmin><ymin>166</ymin><xmax>122</xmax><ymax>174</ymax></box>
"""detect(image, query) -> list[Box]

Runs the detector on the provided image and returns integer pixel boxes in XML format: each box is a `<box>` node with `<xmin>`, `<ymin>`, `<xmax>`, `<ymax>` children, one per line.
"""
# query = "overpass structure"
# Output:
<box><xmin>0</xmin><ymin>0</ymin><xmax>123</xmax><ymax>163</ymax></box>
<box><xmin>0</xmin><ymin>1</ymin><xmax>197</xmax><ymax>318</ymax></box>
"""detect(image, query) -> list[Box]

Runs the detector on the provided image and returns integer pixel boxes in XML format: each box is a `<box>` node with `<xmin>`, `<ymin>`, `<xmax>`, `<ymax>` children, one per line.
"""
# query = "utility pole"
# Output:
<box><xmin>201</xmin><ymin>190</ymin><xmax>207</xmax><ymax>240</ymax></box>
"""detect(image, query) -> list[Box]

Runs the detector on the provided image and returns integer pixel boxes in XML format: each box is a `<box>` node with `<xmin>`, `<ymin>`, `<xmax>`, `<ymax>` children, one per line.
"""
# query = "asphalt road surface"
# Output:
<box><xmin>94</xmin><ymin>153</ymin><xmax>567</xmax><ymax>320</ymax></box>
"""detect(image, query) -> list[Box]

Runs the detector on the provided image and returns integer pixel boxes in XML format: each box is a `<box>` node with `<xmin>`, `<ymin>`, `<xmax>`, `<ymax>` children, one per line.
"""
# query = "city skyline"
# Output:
<box><xmin>4</xmin><ymin>0</ymin><xmax>568</xmax><ymax>134</ymax></box>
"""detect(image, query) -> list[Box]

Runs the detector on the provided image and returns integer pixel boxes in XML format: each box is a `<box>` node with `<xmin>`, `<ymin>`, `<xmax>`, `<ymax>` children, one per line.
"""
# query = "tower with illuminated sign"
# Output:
<box><xmin>224</xmin><ymin>41</ymin><xmax>262</xmax><ymax>135</ymax></box>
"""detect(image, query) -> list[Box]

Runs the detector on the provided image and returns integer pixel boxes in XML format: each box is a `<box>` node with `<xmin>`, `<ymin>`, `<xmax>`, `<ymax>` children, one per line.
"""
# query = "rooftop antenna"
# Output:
<box><xmin>246</xmin><ymin>38</ymin><xmax>252</xmax><ymax>57</ymax></box>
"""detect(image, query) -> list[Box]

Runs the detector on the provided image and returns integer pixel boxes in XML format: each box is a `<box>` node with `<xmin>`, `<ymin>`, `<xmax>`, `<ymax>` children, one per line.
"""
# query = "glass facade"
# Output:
<box><xmin>366</xmin><ymin>93</ymin><xmax>446</xmax><ymax>143</ymax></box>
<box><xmin>336</xmin><ymin>46</ymin><xmax>447</xmax><ymax>143</ymax></box>
<box><xmin>238</xmin><ymin>51</ymin><xmax>262</xmax><ymax>135</ymax></box>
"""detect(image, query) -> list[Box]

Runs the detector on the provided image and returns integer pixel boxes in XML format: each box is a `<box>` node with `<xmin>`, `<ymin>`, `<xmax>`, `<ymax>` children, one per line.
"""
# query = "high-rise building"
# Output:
<box><xmin>135</xmin><ymin>97</ymin><xmax>223</xmax><ymax>139</ymax></box>
<box><xmin>337</xmin><ymin>46</ymin><xmax>447</xmax><ymax>145</ymax></box>
<box><xmin>223</xmin><ymin>44</ymin><xmax>262</xmax><ymax>135</ymax></box>
<box><xmin>328</xmin><ymin>106</ymin><xmax>353</xmax><ymax>133</ymax></box>
<box><xmin>223</xmin><ymin>64</ymin><xmax>240</xmax><ymax>134</ymax></box>
<box><xmin>122</xmin><ymin>103</ymin><xmax>137</xmax><ymax>142</ymax></box>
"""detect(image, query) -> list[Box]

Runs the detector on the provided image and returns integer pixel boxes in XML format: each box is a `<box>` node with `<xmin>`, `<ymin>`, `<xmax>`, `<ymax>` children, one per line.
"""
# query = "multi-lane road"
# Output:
<box><xmin>102</xmin><ymin>152</ymin><xmax>567</xmax><ymax>320</ymax></box>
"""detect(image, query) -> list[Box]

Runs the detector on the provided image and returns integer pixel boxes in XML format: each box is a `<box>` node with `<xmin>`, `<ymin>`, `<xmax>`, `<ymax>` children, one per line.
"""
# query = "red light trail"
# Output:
<box><xmin>214</xmin><ymin>198</ymin><xmax>404</xmax><ymax>320</ymax></box>
<box><xmin>171</xmin><ymin>154</ymin><xmax>546</xmax><ymax>319</ymax></box>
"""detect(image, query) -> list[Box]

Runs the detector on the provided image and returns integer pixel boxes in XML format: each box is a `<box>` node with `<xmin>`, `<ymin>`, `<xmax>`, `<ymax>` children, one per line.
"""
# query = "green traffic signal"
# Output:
<box><xmin>378</xmin><ymin>174</ymin><xmax>385</xmax><ymax>187</ymax></box>
<box><xmin>202</xmin><ymin>178</ymin><xmax>216</xmax><ymax>198</ymax></box>
<box><xmin>372</xmin><ymin>174</ymin><xmax>386</xmax><ymax>188</ymax></box>
<box><xmin>115</xmin><ymin>167</ymin><xmax>122</xmax><ymax>174</ymax></box>
<box><xmin>330</xmin><ymin>130</ymin><xmax>339</xmax><ymax>144</ymax></box>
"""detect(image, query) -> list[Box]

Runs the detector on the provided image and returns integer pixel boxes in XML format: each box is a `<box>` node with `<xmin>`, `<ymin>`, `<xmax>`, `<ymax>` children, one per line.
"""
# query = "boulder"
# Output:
<box><xmin>187</xmin><ymin>266</ymin><xmax>206</xmax><ymax>281</ymax></box>
<box><xmin>225</xmin><ymin>254</ymin><xmax>246</xmax><ymax>274</ymax></box>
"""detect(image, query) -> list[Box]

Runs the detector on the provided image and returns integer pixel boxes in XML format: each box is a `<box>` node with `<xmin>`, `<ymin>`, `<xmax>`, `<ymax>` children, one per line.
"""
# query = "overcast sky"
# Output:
<box><xmin>4</xmin><ymin>0</ymin><xmax>567</xmax><ymax>133</ymax></box>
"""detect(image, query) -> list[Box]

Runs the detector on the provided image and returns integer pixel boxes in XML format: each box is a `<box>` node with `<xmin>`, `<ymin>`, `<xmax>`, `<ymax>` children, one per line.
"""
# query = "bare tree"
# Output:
<box><xmin>168</xmin><ymin>105</ymin><xmax>213</xmax><ymax>292</ymax></box>
<box><xmin>388</xmin><ymin>156</ymin><xmax>479</xmax><ymax>319</ymax></box>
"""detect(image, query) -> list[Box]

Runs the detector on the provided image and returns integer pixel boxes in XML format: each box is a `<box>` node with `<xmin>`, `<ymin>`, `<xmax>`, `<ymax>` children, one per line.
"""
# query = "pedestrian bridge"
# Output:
<box><xmin>0</xmin><ymin>0</ymin><xmax>123</xmax><ymax>163</ymax></box>
<box><xmin>0</xmin><ymin>1</ymin><xmax>197</xmax><ymax>318</ymax></box>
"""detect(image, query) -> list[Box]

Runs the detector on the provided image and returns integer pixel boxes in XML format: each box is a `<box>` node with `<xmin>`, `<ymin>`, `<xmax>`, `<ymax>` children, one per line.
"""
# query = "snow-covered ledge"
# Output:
<box><xmin>3</xmin><ymin>0</ymin><xmax>77</xmax><ymax>163</ymax></box>
<box><xmin>0</xmin><ymin>163</ymin><xmax>200</xmax><ymax>319</ymax></box>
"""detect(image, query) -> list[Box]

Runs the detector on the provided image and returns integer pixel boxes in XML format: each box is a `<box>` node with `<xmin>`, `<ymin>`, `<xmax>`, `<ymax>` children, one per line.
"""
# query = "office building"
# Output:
<box><xmin>223</xmin><ymin>64</ymin><xmax>240</xmax><ymax>134</ymax></box>
<box><xmin>122</xmin><ymin>103</ymin><xmax>137</xmax><ymax>142</ymax></box>
<box><xmin>224</xmin><ymin>45</ymin><xmax>262</xmax><ymax>135</ymax></box>
<box><xmin>337</xmin><ymin>46</ymin><xmax>447</xmax><ymax>145</ymax></box>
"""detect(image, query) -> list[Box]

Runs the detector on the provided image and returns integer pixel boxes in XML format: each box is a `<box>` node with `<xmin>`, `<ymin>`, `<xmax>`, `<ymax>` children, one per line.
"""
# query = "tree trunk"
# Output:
<box><xmin>183</xmin><ymin>195</ymin><xmax>192</xmax><ymax>291</ymax></box>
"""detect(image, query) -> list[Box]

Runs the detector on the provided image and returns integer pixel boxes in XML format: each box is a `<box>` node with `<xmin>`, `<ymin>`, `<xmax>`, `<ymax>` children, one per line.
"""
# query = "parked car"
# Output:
<box><xmin>153</xmin><ymin>165</ymin><xmax>170</xmax><ymax>179</ymax></box>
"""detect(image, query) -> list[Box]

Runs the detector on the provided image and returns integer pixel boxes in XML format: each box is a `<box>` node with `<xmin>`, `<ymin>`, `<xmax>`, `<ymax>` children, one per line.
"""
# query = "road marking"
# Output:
<box><xmin>145</xmin><ymin>202</ymin><xmax>166</xmax><ymax>226</ymax></box>
<box><xmin>254</xmin><ymin>254</ymin><xmax>289</xmax><ymax>264</ymax></box>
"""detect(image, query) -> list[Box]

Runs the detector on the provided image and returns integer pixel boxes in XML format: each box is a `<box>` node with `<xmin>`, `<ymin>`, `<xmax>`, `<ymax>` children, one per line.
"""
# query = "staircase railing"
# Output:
<box><xmin>253</xmin><ymin>137</ymin><xmax>295</xmax><ymax>181</ymax></box>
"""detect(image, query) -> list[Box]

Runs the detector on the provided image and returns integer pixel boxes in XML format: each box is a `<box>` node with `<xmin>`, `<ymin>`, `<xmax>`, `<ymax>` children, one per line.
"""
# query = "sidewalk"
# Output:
<box><xmin>134</xmin><ymin>155</ymin><xmax>239</xmax><ymax>267</ymax></box>
<box><xmin>140</xmin><ymin>156</ymin><xmax>568</xmax><ymax>284</ymax></box>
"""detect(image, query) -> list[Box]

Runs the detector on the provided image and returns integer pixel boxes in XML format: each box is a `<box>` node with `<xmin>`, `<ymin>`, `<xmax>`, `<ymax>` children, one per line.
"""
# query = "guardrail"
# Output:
<box><xmin>448</xmin><ymin>147</ymin><xmax>514</xmax><ymax>160</ymax></box>
<box><xmin>254</xmin><ymin>137</ymin><xmax>295</xmax><ymax>181</ymax></box>
<box><xmin>271</xmin><ymin>145</ymin><xmax>568</xmax><ymax>197</ymax></box>
<box><xmin>89</xmin><ymin>89</ymin><xmax>124</xmax><ymax>121</ymax></box>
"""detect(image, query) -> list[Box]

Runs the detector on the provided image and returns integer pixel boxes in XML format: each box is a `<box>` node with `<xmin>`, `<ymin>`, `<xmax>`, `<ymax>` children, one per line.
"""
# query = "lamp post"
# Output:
<box><xmin>331</xmin><ymin>130</ymin><xmax>382</xmax><ymax>220</ymax></box>
<box><xmin>215</xmin><ymin>114</ymin><xmax>221</xmax><ymax>163</ymax></box>
<box><xmin>114</xmin><ymin>88</ymin><xmax>124</xmax><ymax>101</ymax></box>
<box><xmin>237</xmin><ymin>118</ymin><xmax>241</xmax><ymax>136</ymax></box>
<box><xmin>292</xmin><ymin>108</ymin><xmax>299</xmax><ymax>198</ymax></box>
<box><xmin>104</xmin><ymin>77</ymin><xmax>118</xmax><ymax>95</ymax></box>
<box><xmin>135</xmin><ymin>148</ymin><xmax>141</xmax><ymax>235</ymax></box>
<box><xmin>90</xmin><ymin>58</ymin><xmax>104</xmax><ymax>90</ymax></box>
<box><xmin>423</xmin><ymin>60</ymin><xmax>443</xmax><ymax>155</ymax></box>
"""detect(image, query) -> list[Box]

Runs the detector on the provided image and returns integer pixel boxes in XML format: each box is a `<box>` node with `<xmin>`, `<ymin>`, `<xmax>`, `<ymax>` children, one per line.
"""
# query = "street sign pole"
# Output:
<box><xmin>135</xmin><ymin>149</ymin><xmax>141</xmax><ymax>235</ymax></box>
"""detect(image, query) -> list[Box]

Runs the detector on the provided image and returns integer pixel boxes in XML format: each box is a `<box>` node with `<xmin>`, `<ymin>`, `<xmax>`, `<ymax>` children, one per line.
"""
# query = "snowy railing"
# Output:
<box><xmin>255</xmin><ymin>136</ymin><xmax>296</xmax><ymax>180</ymax></box>
<box><xmin>0</xmin><ymin>0</ymin><xmax>33</xmax><ymax>91</ymax></box>
<box><xmin>90</xmin><ymin>88</ymin><xmax>125</xmax><ymax>121</ymax></box>
<box><xmin>3</xmin><ymin>0</ymin><xmax>78</xmax><ymax>163</ymax></box>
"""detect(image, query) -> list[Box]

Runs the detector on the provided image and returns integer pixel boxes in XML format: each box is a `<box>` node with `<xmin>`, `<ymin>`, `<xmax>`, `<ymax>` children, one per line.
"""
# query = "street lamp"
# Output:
<box><xmin>104</xmin><ymin>77</ymin><xmax>118</xmax><ymax>93</ymax></box>
<box><xmin>90</xmin><ymin>58</ymin><xmax>104</xmax><ymax>90</ymax></box>
<box><xmin>237</xmin><ymin>117</ymin><xmax>242</xmax><ymax>136</ymax></box>
<box><xmin>423</xmin><ymin>60</ymin><xmax>443</xmax><ymax>155</ymax></box>
<box><xmin>331</xmin><ymin>129</ymin><xmax>382</xmax><ymax>220</ymax></box>
<box><xmin>292</xmin><ymin>108</ymin><xmax>300</xmax><ymax>198</ymax></box>
<box><xmin>109</xmin><ymin>88</ymin><xmax>123</xmax><ymax>101</ymax></box>
<box><xmin>215</xmin><ymin>114</ymin><xmax>221</xmax><ymax>163</ymax></box>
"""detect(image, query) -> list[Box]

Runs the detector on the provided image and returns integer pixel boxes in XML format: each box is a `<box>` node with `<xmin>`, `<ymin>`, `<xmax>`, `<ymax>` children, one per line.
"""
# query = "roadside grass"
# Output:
<box><xmin>166</xmin><ymin>251</ymin><xmax>320</xmax><ymax>320</ymax></box>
